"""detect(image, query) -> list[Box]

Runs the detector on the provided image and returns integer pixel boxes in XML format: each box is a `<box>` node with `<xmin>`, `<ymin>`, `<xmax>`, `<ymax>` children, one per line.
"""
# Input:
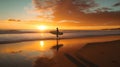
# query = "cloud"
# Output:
<box><xmin>72</xmin><ymin>0</ymin><xmax>97</xmax><ymax>12</ymax></box>
<box><xmin>58</xmin><ymin>20</ymin><xmax>80</xmax><ymax>23</ymax></box>
<box><xmin>85</xmin><ymin>11</ymin><xmax>120</xmax><ymax>24</ymax></box>
<box><xmin>32</xmin><ymin>0</ymin><xmax>120</xmax><ymax>25</ymax></box>
<box><xmin>94</xmin><ymin>7</ymin><xmax>112</xmax><ymax>13</ymax></box>
<box><xmin>8</xmin><ymin>19</ymin><xmax>21</xmax><ymax>22</ymax></box>
<box><xmin>32</xmin><ymin>0</ymin><xmax>63</xmax><ymax>20</ymax></box>
<box><xmin>113</xmin><ymin>2</ymin><xmax>120</xmax><ymax>7</ymax></box>
<box><xmin>32</xmin><ymin>0</ymin><xmax>61</xmax><ymax>10</ymax></box>
<box><xmin>32</xmin><ymin>0</ymin><xmax>97</xmax><ymax>20</ymax></box>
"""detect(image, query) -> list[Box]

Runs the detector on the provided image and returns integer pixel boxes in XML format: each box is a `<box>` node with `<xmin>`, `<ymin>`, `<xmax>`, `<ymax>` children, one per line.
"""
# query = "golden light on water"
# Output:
<box><xmin>40</xmin><ymin>41</ymin><xmax>44</xmax><ymax>47</ymax></box>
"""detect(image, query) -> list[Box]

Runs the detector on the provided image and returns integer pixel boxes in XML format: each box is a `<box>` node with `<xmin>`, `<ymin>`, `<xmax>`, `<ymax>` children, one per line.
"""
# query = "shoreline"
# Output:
<box><xmin>77</xmin><ymin>39</ymin><xmax>120</xmax><ymax>67</ymax></box>
<box><xmin>0</xmin><ymin>34</ymin><xmax>120</xmax><ymax>44</ymax></box>
<box><xmin>0</xmin><ymin>34</ymin><xmax>120</xmax><ymax>67</ymax></box>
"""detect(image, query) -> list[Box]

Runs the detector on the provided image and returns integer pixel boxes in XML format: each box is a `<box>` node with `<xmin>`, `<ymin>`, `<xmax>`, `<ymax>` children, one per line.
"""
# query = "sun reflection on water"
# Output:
<box><xmin>39</xmin><ymin>41</ymin><xmax>45</xmax><ymax>51</ymax></box>
<box><xmin>40</xmin><ymin>41</ymin><xmax>44</xmax><ymax>47</ymax></box>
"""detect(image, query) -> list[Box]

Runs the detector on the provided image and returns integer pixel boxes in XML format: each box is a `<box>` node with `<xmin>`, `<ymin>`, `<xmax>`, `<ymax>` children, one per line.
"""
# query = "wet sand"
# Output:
<box><xmin>0</xmin><ymin>35</ymin><xmax>120</xmax><ymax>67</ymax></box>
<box><xmin>52</xmin><ymin>37</ymin><xmax>120</xmax><ymax>67</ymax></box>
<box><xmin>76</xmin><ymin>40</ymin><xmax>120</xmax><ymax>67</ymax></box>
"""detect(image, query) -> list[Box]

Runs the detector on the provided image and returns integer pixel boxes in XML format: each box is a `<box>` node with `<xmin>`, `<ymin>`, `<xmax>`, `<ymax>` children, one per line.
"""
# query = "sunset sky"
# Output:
<box><xmin>0</xmin><ymin>0</ymin><xmax>120</xmax><ymax>30</ymax></box>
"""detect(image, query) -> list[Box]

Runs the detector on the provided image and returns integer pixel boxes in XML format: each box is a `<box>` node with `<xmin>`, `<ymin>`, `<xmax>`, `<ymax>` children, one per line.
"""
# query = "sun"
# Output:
<box><xmin>37</xmin><ymin>25</ymin><xmax>47</xmax><ymax>30</ymax></box>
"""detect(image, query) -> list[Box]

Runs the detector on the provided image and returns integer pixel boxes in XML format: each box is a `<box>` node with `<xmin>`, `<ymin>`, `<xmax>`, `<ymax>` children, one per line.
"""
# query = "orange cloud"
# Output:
<box><xmin>32</xmin><ymin>0</ymin><xmax>120</xmax><ymax>26</ymax></box>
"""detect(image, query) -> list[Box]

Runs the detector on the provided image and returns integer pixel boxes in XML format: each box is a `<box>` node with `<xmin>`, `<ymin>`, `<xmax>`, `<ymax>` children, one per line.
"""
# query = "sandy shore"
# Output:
<box><xmin>32</xmin><ymin>37</ymin><xmax>120</xmax><ymax>67</ymax></box>
<box><xmin>0</xmin><ymin>36</ymin><xmax>120</xmax><ymax>67</ymax></box>
<box><xmin>76</xmin><ymin>40</ymin><xmax>120</xmax><ymax>67</ymax></box>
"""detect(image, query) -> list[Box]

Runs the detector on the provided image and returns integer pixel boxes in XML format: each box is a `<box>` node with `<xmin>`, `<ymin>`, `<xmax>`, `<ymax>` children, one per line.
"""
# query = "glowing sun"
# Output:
<box><xmin>37</xmin><ymin>25</ymin><xmax>47</xmax><ymax>30</ymax></box>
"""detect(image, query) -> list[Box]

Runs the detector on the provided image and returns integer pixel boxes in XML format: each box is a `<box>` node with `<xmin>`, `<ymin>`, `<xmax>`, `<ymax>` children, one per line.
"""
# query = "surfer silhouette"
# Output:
<box><xmin>51</xmin><ymin>28</ymin><xmax>63</xmax><ymax>52</ymax></box>
<box><xmin>56</xmin><ymin>27</ymin><xmax>59</xmax><ymax>38</ymax></box>
<box><xmin>50</xmin><ymin>27</ymin><xmax>63</xmax><ymax>36</ymax></box>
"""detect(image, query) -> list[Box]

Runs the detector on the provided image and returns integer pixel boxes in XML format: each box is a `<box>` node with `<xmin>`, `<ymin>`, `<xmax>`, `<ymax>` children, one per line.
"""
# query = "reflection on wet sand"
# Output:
<box><xmin>33</xmin><ymin>38</ymin><xmax>64</xmax><ymax>67</ymax></box>
<box><xmin>51</xmin><ymin>38</ymin><xmax>63</xmax><ymax>52</ymax></box>
<box><xmin>11</xmin><ymin>50</ymin><xmax>23</xmax><ymax>54</ymax></box>
<box><xmin>64</xmin><ymin>53</ymin><xmax>86</xmax><ymax>67</ymax></box>
<box><xmin>39</xmin><ymin>41</ymin><xmax>45</xmax><ymax>51</ymax></box>
<box><xmin>0</xmin><ymin>36</ymin><xmax>120</xmax><ymax>67</ymax></box>
<box><xmin>40</xmin><ymin>41</ymin><xmax>44</xmax><ymax>47</ymax></box>
<box><xmin>33</xmin><ymin>57</ymin><xmax>55</xmax><ymax>67</ymax></box>
<box><xmin>64</xmin><ymin>53</ymin><xmax>98</xmax><ymax>67</ymax></box>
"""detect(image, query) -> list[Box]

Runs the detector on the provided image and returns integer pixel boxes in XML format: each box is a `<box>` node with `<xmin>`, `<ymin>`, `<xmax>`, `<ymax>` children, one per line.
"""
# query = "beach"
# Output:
<box><xmin>0</xmin><ymin>0</ymin><xmax>120</xmax><ymax>67</ymax></box>
<box><xmin>0</xmin><ymin>35</ymin><xmax>120</xmax><ymax>67</ymax></box>
<box><xmin>77</xmin><ymin>39</ymin><xmax>120</xmax><ymax>67</ymax></box>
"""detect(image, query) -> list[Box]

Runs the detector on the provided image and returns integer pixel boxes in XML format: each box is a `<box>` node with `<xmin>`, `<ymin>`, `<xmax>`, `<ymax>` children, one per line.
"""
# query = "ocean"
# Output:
<box><xmin>0</xmin><ymin>30</ymin><xmax>120</xmax><ymax>67</ymax></box>
<box><xmin>0</xmin><ymin>30</ymin><xmax>120</xmax><ymax>44</ymax></box>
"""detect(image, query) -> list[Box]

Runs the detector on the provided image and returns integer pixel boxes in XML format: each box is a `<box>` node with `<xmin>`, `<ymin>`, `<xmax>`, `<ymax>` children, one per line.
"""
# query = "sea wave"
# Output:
<box><xmin>0</xmin><ymin>30</ymin><xmax>120</xmax><ymax>44</ymax></box>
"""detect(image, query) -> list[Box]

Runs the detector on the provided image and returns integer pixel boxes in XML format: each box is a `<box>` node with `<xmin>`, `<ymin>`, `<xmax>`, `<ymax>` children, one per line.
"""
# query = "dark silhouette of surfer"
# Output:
<box><xmin>50</xmin><ymin>27</ymin><xmax>63</xmax><ymax>37</ymax></box>
<box><xmin>51</xmin><ymin>28</ymin><xmax>63</xmax><ymax>52</ymax></box>
<box><xmin>56</xmin><ymin>28</ymin><xmax>59</xmax><ymax>38</ymax></box>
